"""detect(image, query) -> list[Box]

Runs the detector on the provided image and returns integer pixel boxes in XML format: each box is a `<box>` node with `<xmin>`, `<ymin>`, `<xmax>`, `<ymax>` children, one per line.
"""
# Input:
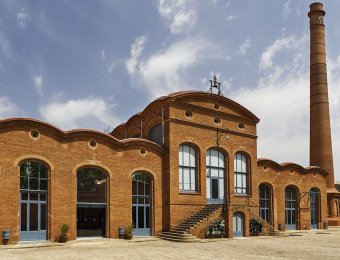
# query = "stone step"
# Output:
<box><xmin>160</xmin><ymin>232</ymin><xmax>193</xmax><ymax>238</ymax></box>
<box><xmin>157</xmin><ymin>235</ymin><xmax>200</xmax><ymax>243</ymax></box>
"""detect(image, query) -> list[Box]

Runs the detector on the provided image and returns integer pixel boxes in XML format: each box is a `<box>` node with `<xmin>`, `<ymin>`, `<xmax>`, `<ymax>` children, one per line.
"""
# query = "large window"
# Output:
<box><xmin>20</xmin><ymin>161</ymin><xmax>48</xmax><ymax>241</ymax></box>
<box><xmin>179</xmin><ymin>144</ymin><xmax>197</xmax><ymax>192</ymax></box>
<box><xmin>132</xmin><ymin>172</ymin><xmax>152</xmax><ymax>236</ymax></box>
<box><xmin>234</xmin><ymin>153</ymin><xmax>248</xmax><ymax>194</ymax></box>
<box><xmin>285</xmin><ymin>186</ymin><xmax>297</xmax><ymax>230</ymax></box>
<box><xmin>77</xmin><ymin>167</ymin><xmax>107</xmax><ymax>237</ymax></box>
<box><xmin>259</xmin><ymin>184</ymin><xmax>271</xmax><ymax>223</ymax></box>
<box><xmin>206</xmin><ymin>149</ymin><xmax>225</xmax><ymax>204</ymax></box>
<box><xmin>148</xmin><ymin>124</ymin><xmax>163</xmax><ymax>145</ymax></box>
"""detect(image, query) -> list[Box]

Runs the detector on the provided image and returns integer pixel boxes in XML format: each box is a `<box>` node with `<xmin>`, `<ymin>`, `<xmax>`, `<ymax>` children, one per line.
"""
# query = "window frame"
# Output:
<box><xmin>179</xmin><ymin>144</ymin><xmax>198</xmax><ymax>192</ymax></box>
<box><xmin>234</xmin><ymin>153</ymin><xmax>249</xmax><ymax>195</ymax></box>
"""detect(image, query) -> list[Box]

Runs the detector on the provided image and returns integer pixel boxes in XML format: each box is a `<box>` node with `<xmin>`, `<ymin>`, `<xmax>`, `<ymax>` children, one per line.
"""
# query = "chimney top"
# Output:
<box><xmin>308</xmin><ymin>2</ymin><xmax>325</xmax><ymax>17</ymax></box>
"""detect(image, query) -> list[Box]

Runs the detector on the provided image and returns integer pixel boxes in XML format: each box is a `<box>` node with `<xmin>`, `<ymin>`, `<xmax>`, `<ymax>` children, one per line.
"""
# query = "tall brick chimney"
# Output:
<box><xmin>308</xmin><ymin>2</ymin><xmax>335</xmax><ymax>189</ymax></box>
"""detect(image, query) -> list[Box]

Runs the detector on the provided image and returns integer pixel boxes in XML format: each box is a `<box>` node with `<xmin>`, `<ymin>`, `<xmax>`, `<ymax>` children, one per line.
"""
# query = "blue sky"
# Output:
<box><xmin>1</xmin><ymin>0</ymin><xmax>340</xmax><ymax>181</ymax></box>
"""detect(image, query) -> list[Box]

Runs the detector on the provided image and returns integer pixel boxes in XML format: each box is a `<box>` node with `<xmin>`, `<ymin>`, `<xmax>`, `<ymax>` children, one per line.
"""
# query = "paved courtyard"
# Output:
<box><xmin>1</xmin><ymin>228</ymin><xmax>340</xmax><ymax>260</ymax></box>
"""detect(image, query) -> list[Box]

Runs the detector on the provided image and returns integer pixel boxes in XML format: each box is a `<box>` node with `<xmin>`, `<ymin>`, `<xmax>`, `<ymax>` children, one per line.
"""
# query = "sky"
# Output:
<box><xmin>0</xmin><ymin>0</ymin><xmax>340</xmax><ymax>181</ymax></box>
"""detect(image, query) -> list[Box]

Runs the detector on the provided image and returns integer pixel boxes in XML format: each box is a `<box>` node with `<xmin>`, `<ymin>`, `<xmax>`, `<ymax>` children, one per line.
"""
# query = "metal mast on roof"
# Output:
<box><xmin>209</xmin><ymin>75</ymin><xmax>223</xmax><ymax>96</ymax></box>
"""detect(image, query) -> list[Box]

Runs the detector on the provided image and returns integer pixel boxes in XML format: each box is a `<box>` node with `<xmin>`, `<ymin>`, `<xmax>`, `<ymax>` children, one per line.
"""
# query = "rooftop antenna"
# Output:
<box><xmin>209</xmin><ymin>75</ymin><xmax>223</xmax><ymax>96</ymax></box>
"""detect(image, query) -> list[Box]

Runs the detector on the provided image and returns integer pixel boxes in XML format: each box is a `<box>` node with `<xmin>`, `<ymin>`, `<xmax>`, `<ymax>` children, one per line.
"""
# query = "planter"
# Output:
<box><xmin>59</xmin><ymin>234</ymin><xmax>68</xmax><ymax>243</ymax></box>
<box><xmin>124</xmin><ymin>234</ymin><xmax>133</xmax><ymax>240</ymax></box>
<box><xmin>2</xmin><ymin>229</ymin><xmax>11</xmax><ymax>240</ymax></box>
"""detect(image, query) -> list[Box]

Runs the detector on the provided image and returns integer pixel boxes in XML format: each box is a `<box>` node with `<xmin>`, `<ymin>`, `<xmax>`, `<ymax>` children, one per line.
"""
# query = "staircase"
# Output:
<box><xmin>158</xmin><ymin>204</ymin><xmax>223</xmax><ymax>242</ymax></box>
<box><xmin>246</xmin><ymin>198</ymin><xmax>274</xmax><ymax>235</ymax></box>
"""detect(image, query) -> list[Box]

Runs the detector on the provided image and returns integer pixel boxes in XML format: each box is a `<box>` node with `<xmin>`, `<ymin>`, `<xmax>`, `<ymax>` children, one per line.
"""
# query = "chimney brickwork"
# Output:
<box><xmin>308</xmin><ymin>2</ymin><xmax>335</xmax><ymax>188</ymax></box>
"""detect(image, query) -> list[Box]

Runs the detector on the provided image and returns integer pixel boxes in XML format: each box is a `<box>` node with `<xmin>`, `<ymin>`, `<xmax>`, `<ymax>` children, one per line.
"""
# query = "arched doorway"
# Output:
<box><xmin>259</xmin><ymin>184</ymin><xmax>271</xmax><ymax>223</ymax></box>
<box><xmin>285</xmin><ymin>186</ymin><xmax>298</xmax><ymax>230</ymax></box>
<box><xmin>77</xmin><ymin>167</ymin><xmax>107</xmax><ymax>237</ymax></box>
<box><xmin>206</xmin><ymin>149</ymin><xmax>225</xmax><ymax>204</ymax></box>
<box><xmin>233</xmin><ymin>212</ymin><xmax>244</xmax><ymax>237</ymax></box>
<box><xmin>132</xmin><ymin>172</ymin><xmax>152</xmax><ymax>236</ymax></box>
<box><xmin>310</xmin><ymin>188</ymin><xmax>320</xmax><ymax>229</ymax></box>
<box><xmin>20</xmin><ymin>161</ymin><xmax>48</xmax><ymax>241</ymax></box>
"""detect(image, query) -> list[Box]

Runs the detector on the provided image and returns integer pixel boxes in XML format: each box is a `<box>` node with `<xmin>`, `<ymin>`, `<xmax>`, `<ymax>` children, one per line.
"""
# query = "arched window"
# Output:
<box><xmin>132</xmin><ymin>172</ymin><xmax>152</xmax><ymax>236</ymax></box>
<box><xmin>285</xmin><ymin>186</ymin><xmax>298</xmax><ymax>230</ymax></box>
<box><xmin>206</xmin><ymin>149</ymin><xmax>225</xmax><ymax>204</ymax></box>
<box><xmin>234</xmin><ymin>153</ymin><xmax>248</xmax><ymax>194</ymax></box>
<box><xmin>20</xmin><ymin>161</ymin><xmax>48</xmax><ymax>241</ymax></box>
<box><xmin>259</xmin><ymin>184</ymin><xmax>271</xmax><ymax>223</ymax></box>
<box><xmin>148</xmin><ymin>124</ymin><xmax>163</xmax><ymax>145</ymax></box>
<box><xmin>179</xmin><ymin>144</ymin><xmax>197</xmax><ymax>192</ymax></box>
<box><xmin>77</xmin><ymin>167</ymin><xmax>107</xmax><ymax>237</ymax></box>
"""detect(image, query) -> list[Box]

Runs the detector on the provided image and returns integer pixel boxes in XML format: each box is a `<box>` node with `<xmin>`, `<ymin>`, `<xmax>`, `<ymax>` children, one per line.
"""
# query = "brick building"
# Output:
<box><xmin>0</xmin><ymin>2</ymin><xmax>339</xmax><ymax>244</ymax></box>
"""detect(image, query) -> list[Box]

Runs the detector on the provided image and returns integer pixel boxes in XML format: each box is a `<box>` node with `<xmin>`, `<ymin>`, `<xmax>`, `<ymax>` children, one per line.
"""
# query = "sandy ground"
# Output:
<box><xmin>1</xmin><ymin>228</ymin><xmax>340</xmax><ymax>260</ymax></box>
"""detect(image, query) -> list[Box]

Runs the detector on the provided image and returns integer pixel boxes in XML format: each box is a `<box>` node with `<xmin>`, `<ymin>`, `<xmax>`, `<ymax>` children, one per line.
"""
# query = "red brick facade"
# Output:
<box><xmin>1</xmin><ymin>1</ymin><xmax>339</xmax><ymax>245</ymax></box>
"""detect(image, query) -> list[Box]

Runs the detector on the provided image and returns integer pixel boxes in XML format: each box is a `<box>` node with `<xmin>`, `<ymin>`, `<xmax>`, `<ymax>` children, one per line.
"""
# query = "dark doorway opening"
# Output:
<box><xmin>77</xmin><ymin>207</ymin><xmax>105</xmax><ymax>237</ymax></box>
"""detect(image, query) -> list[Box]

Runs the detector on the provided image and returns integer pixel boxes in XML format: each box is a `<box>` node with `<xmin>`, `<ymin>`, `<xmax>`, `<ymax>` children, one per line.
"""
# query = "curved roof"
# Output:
<box><xmin>257</xmin><ymin>158</ymin><xmax>328</xmax><ymax>177</ymax></box>
<box><xmin>0</xmin><ymin>118</ymin><xmax>164</xmax><ymax>154</ymax></box>
<box><xmin>112</xmin><ymin>90</ymin><xmax>259</xmax><ymax>135</ymax></box>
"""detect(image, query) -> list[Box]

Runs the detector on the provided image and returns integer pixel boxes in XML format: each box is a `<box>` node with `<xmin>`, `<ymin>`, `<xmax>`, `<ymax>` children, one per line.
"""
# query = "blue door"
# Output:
<box><xmin>132</xmin><ymin>173</ymin><xmax>152</xmax><ymax>236</ymax></box>
<box><xmin>285</xmin><ymin>187</ymin><xmax>297</xmax><ymax>230</ymax></box>
<box><xmin>310</xmin><ymin>189</ymin><xmax>319</xmax><ymax>229</ymax></box>
<box><xmin>233</xmin><ymin>213</ymin><xmax>244</xmax><ymax>237</ymax></box>
<box><xmin>20</xmin><ymin>162</ymin><xmax>48</xmax><ymax>241</ymax></box>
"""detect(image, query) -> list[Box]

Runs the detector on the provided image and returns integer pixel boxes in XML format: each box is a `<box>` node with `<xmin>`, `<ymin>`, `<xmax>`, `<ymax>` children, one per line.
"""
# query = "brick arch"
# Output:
<box><xmin>72</xmin><ymin>162</ymin><xmax>113</xmax><ymax>179</ymax></box>
<box><xmin>14</xmin><ymin>154</ymin><xmax>54</xmax><ymax>171</ymax></box>
<box><xmin>206</xmin><ymin>146</ymin><xmax>230</xmax><ymax>160</ymax></box>
<box><xmin>129</xmin><ymin>168</ymin><xmax>158</xmax><ymax>183</ymax></box>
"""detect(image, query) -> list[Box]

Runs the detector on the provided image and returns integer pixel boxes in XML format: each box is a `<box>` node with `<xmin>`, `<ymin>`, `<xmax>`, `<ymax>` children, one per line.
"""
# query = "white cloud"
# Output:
<box><xmin>226</xmin><ymin>15</ymin><xmax>238</xmax><ymax>21</ymax></box>
<box><xmin>101</xmin><ymin>50</ymin><xmax>106</xmax><ymax>61</ymax></box>
<box><xmin>158</xmin><ymin>0</ymin><xmax>197</xmax><ymax>34</ymax></box>
<box><xmin>231</xmin><ymin>32</ymin><xmax>340</xmax><ymax>181</ymax></box>
<box><xmin>32</xmin><ymin>75</ymin><xmax>43</xmax><ymax>96</ymax></box>
<box><xmin>17</xmin><ymin>8</ymin><xmax>31</xmax><ymax>29</ymax></box>
<box><xmin>0</xmin><ymin>96</ymin><xmax>18</xmax><ymax>118</ymax></box>
<box><xmin>259</xmin><ymin>34</ymin><xmax>307</xmax><ymax>71</ymax></box>
<box><xmin>127</xmin><ymin>37</ymin><xmax>212</xmax><ymax>98</ymax></box>
<box><xmin>239</xmin><ymin>39</ymin><xmax>251</xmax><ymax>55</ymax></box>
<box><xmin>0</xmin><ymin>33</ymin><xmax>11</xmax><ymax>57</ymax></box>
<box><xmin>125</xmin><ymin>35</ymin><xmax>147</xmax><ymax>74</ymax></box>
<box><xmin>283</xmin><ymin>0</ymin><xmax>292</xmax><ymax>18</ymax></box>
<box><xmin>39</xmin><ymin>97</ymin><xmax>116</xmax><ymax>130</ymax></box>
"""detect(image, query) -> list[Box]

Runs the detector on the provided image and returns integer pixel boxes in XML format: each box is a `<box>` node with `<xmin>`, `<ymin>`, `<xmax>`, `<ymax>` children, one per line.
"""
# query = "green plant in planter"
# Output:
<box><xmin>249</xmin><ymin>218</ymin><xmax>262</xmax><ymax>236</ymax></box>
<box><xmin>59</xmin><ymin>224</ymin><xmax>70</xmax><ymax>243</ymax></box>
<box><xmin>124</xmin><ymin>223</ymin><xmax>134</xmax><ymax>240</ymax></box>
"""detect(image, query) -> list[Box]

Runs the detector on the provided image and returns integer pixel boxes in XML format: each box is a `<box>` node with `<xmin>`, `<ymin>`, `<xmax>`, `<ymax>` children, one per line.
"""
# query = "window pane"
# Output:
<box><xmin>29</xmin><ymin>178</ymin><xmax>39</xmax><ymax>190</ymax></box>
<box><xmin>138</xmin><ymin>207</ymin><xmax>144</xmax><ymax>228</ymax></box>
<box><xmin>146</xmin><ymin>207</ymin><xmax>150</xmax><ymax>228</ymax></box>
<box><xmin>41</xmin><ymin>203</ymin><xmax>46</xmax><ymax>230</ymax></box>
<box><xmin>30</xmin><ymin>203</ymin><xmax>38</xmax><ymax>231</ymax></box>
<box><xmin>145</xmin><ymin>182</ymin><xmax>150</xmax><ymax>196</ymax></box>
<box><xmin>183</xmin><ymin>168</ymin><xmax>190</xmax><ymax>190</ymax></box>
<box><xmin>132</xmin><ymin>180</ymin><xmax>137</xmax><ymax>196</ymax></box>
<box><xmin>206</xmin><ymin>178</ymin><xmax>211</xmax><ymax>199</ymax></box>
<box><xmin>218</xmin><ymin>152</ymin><xmax>224</xmax><ymax>168</ymax></box>
<box><xmin>179</xmin><ymin>169</ymin><xmax>183</xmax><ymax>190</ymax></box>
<box><xmin>77</xmin><ymin>168</ymin><xmax>107</xmax><ymax>203</ymax></box>
<box><xmin>40</xmin><ymin>180</ymin><xmax>47</xmax><ymax>191</ymax></box>
<box><xmin>20</xmin><ymin>176</ymin><xmax>28</xmax><ymax>190</ymax></box>
<box><xmin>137</xmin><ymin>181</ymin><xmax>144</xmax><ymax>196</ymax></box>
<box><xmin>190</xmin><ymin>170</ymin><xmax>195</xmax><ymax>191</ymax></box>
<box><xmin>179</xmin><ymin>147</ymin><xmax>183</xmax><ymax>166</ymax></box>
<box><xmin>21</xmin><ymin>203</ymin><xmax>27</xmax><ymax>231</ymax></box>
<box><xmin>211</xmin><ymin>150</ymin><xmax>219</xmax><ymax>167</ymax></box>
<box><xmin>219</xmin><ymin>179</ymin><xmax>224</xmax><ymax>199</ymax></box>
<box><xmin>189</xmin><ymin>148</ymin><xmax>195</xmax><ymax>167</ymax></box>
<box><xmin>211</xmin><ymin>169</ymin><xmax>218</xmax><ymax>177</ymax></box>
<box><xmin>132</xmin><ymin>206</ymin><xmax>136</xmax><ymax>228</ymax></box>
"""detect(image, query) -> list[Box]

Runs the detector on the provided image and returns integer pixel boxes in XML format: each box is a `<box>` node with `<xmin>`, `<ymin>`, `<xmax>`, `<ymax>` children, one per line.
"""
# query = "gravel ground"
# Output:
<box><xmin>1</xmin><ymin>228</ymin><xmax>340</xmax><ymax>260</ymax></box>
